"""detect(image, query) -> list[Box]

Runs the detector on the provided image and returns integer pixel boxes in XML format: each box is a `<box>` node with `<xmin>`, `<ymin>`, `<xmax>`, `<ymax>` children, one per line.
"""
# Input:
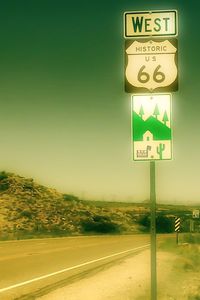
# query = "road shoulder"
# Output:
<box><xmin>37</xmin><ymin>249</ymin><xmax>178</xmax><ymax>300</ymax></box>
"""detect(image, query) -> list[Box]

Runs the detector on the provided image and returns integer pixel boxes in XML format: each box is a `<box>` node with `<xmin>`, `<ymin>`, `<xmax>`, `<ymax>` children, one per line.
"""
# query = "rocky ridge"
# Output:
<box><xmin>0</xmin><ymin>172</ymin><xmax>144</xmax><ymax>240</ymax></box>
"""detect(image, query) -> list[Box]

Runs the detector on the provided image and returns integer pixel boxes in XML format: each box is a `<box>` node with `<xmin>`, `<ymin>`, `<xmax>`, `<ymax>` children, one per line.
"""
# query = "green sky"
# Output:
<box><xmin>0</xmin><ymin>0</ymin><xmax>199</xmax><ymax>204</ymax></box>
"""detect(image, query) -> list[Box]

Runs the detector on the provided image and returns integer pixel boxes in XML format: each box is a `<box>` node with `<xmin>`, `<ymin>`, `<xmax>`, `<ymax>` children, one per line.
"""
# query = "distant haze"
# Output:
<box><xmin>0</xmin><ymin>1</ymin><xmax>199</xmax><ymax>204</ymax></box>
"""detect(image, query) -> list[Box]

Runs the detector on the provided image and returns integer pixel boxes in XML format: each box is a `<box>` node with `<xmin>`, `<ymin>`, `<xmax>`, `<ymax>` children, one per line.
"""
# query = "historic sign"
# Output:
<box><xmin>132</xmin><ymin>94</ymin><xmax>172</xmax><ymax>161</ymax></box>
<box><xmin>125</xmin><ymin>39</ymin><xmax>178</xmax><ymax>93</ymax></box>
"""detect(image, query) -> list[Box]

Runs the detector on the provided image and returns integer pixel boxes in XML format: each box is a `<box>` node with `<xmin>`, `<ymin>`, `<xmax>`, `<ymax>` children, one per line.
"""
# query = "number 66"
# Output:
<box><xmin>138</xmin><ymin>65</ymin><xmax>165</xmax><ymax>83</ymax></box>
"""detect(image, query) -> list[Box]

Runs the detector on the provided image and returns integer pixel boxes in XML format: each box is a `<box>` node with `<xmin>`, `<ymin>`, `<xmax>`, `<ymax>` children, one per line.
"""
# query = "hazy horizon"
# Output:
<box><xmin>0</xmin><ymin>1</ymin><xmax>199</xmax><ymax>204</ymax></box>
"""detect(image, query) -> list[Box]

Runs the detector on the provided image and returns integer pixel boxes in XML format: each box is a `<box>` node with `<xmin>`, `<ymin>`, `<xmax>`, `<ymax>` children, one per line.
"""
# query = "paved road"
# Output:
<box><xmin>0</xmin><ymin>235</ymin><xmax>150</xmax><ymax>299</ymax></box>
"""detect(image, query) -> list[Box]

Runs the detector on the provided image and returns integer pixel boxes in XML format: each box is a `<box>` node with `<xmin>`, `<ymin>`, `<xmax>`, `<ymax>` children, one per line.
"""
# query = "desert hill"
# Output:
<box><xmin>0</xmin><ymin>171</ymin><xmax>197</xmax><ymax>240</ymax></box>
<box><xmin>0</xmin><ymin>171</ymin><xmax>145</xmax><ymax>240</ymax></box>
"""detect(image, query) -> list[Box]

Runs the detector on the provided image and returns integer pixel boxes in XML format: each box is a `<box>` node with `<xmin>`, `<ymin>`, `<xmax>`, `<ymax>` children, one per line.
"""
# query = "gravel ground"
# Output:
<box><xmin>37</xmin><ymin>249</ymin><xmax>184</xmax><ymax>300</ymax></box>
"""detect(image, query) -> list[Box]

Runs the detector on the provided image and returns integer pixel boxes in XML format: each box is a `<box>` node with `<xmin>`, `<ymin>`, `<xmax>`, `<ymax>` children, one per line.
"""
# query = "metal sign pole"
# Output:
<box><xmin>150</xmin><ymin>161</ymin><xmax>157</xmax><ymax>300</ymax></box>
<box><xmin>176</xmin><ymin>231</ymin><xmax>178</xmax><ymax>245</ymax></box>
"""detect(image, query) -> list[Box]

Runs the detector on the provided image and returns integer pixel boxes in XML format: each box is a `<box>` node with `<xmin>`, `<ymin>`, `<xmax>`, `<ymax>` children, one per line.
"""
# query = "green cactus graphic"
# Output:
<box><xmin>157</xmin><ymin>143</ymin><xmax>165</xmax><ymax>159</ymax></box>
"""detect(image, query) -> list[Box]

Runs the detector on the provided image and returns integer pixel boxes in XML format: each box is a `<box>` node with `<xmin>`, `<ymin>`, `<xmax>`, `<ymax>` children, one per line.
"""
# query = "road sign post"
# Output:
<box><xmin>192</xmin><ymin>210</ymin><xmax>199</xmax><ymax>232</ymax></box>
<box><xmin>190</xmin><ymin>219</ymin><xmax>194</xmax><ymax>233</ymax></box>
<box><xmin>150</xmin><ymin>161</ymin><xmax>157</xmax><ymax>300</ymax></box>
<box><xmin>123</xmin><ymin>8</ymin><xmax>178</xmax><ymax>300</ymax></box>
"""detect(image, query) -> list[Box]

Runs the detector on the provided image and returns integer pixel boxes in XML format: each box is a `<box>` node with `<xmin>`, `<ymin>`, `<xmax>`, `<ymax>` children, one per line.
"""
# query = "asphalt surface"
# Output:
<box><xmin>0</xmin><ymin>235</ymin><xmax>150</xmax><ymax>299</ymax></box>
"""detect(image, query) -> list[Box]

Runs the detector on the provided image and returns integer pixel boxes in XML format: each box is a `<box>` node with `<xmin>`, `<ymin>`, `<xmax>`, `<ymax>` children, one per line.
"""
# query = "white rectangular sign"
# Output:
<box><xmin>124</xmin><ymin>10</ymin><xmax>178</xmax><ymax>37</ymax></box>
<box><xmin>193</xmin><ymin>210</ymin><xmax>200</xmax><ymax>219</ymax></box>
<box><xmin>132</xmin><ymin>94</ymin><xmax>172</xmax><ymax>161</ymax></box>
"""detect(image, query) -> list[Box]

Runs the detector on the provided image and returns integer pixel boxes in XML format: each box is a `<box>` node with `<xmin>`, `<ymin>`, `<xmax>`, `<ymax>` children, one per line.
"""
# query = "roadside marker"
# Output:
<box><xmin>175</xmin><ymin>217</ymin><xmax>180</xmax><ymax>232</ymax></box>
<box><xmin>175</xmin><ymin>217</ymin><xmax>180</xmax><ymax>244</ymax></box>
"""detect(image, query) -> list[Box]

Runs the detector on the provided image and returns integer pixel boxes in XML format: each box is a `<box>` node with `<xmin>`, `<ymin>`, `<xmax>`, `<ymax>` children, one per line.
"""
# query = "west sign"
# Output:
<box><xmin>125</xmin><ymin>39</ymin><xmax>178</xmax><ymax>93</ymax></box>
<box><xmin>132</xmin><ymin>94</ymin><xmax>172</xmax><ymax>161</ymax></box>
<box><xmin>124</xmin><ymin>10</ymin><xmax>178</xmax><ymax>38</ymax></box>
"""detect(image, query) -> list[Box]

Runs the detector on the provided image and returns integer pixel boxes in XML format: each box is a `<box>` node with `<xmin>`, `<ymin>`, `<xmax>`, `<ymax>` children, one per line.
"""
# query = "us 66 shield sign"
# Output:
<box><xmin>125</xmin><ymin>38</ymin><xmax>178</xmax><ymax>93</ymax></box>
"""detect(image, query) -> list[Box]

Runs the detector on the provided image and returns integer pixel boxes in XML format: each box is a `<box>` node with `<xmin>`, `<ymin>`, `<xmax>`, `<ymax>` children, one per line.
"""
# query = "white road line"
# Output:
<box><xmin>0</xmin><ymin>244</ymin><xmax>150</xmax><ymax>293</ymax></box>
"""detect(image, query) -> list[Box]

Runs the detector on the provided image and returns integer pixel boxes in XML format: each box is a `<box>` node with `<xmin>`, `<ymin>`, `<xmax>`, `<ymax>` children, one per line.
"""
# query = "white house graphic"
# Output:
<box><xmin>143</xmin><ymin>130</ymin><xmax>153</xmax><ymax>141</ymax></box>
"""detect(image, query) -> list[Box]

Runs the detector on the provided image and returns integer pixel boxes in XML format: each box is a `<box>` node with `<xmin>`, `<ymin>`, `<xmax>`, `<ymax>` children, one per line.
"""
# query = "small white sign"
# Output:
<box><xmin>124</xmin><ymin>10</ymin><xmax>178</xmax><ymax>37</ymax></box>
<box><xmin>125</xmin><ymin>39</ymin><xmax>178</xmax><ymax>92</ymax></box>
<box><xmin>193</xmin><ymin>210</ymin><xmax>200</xmax><ymax>219</ymax></box>
<box><xmin>132</xmin><ymin>94</ymin><xmax>172</xmax><ymax>161</ymax></box>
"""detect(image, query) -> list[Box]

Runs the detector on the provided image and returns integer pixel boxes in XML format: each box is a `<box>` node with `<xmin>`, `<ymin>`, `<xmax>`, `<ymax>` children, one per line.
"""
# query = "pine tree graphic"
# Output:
<box><xmin>153</xmin><ymin>104</ymin><xmax>160</xmax><ymax>119</ymax></box>
<box><xmin>162</xmin><ymin>110</ymin><xmax>169</xmax><ymax>125</ymax></box>
<box><xmin>139</xmin><ymin>105</ymin><xmax>144</xmax><ymax>119</ymax></box>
